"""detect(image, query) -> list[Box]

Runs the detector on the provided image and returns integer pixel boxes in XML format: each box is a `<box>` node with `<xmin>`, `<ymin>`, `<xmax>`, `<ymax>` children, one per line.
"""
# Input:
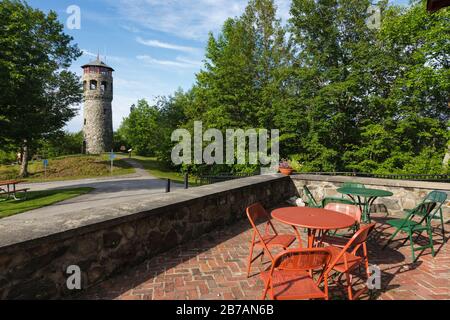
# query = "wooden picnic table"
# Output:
<box><xmin>271</xmin><ymin>207</ymin><xmax>356</xmax><ymax>248</ymax></box>
<box><xmin>0</xmin><ymin>180</ymin><xmax>29</xmax><ymax>200</ymax></box>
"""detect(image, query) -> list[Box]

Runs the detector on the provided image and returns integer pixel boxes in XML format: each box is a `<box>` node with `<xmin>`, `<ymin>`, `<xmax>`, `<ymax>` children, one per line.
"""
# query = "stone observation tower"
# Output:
<box><xmin>81</xmin><ymin>56</ymin><xmax>114</xmax><ymax>154</ymax></box>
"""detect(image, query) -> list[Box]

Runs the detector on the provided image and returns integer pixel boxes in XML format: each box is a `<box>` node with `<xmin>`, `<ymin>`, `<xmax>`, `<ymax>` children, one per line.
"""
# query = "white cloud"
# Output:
<box><xmin>137</xmin><ymin>55</ymin><xmax>202</xmax><ymax>68</ymax></box>
<box><xmin>81</xmin><ymin>49</ymin><xmax>126</xmax><ymax>64</ymax></box>
<box><xmin>82</xmin><ymin>49</ymin><xmax>99</xmax><ymax>58</ymax></box>
<box><xmin>136</xmin><ymin>37</ymin><xmax>199</xmax><ymax>53</ymax></box>
<box><xmin>112</xmin><ymin>0</ymin><xmax>244</xmax><ymax>40</ymax></box>
<box><xmin>121</xmin><ymin>25</ymin><xmax>141</xmax><ymax>33</ymax></box>
<box><xmin>175</xmin><ymin>56</ymin><xmax>203</xmax><ymax>67</ymax></box>
<box><xmin>112</xmin><ymin>0</ymin><xmax>291</xmax><ymax>41</ymax></box>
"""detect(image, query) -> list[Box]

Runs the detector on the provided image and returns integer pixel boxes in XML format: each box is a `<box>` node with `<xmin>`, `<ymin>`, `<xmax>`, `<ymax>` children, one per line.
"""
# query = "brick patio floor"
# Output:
<box><xmin>79</xmin><ymin>211</ymin><xmax>450</xmax><ymax>300</ymax></box>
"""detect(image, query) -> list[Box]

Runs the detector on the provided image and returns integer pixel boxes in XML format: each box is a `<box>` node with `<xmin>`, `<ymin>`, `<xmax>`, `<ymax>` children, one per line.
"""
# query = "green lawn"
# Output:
<box><xmin>0</xmin><ymin>187</ymin><xmax>94</xmax><ymax>219</ymax></box>
<box><xmin>132</xmin><ymin>156</ymin><xmax>201</xmax><ymax>186</ymax></box>
<box><xmin>0</xmin><ymin>154</ymin><xmax>135</xmax><ymax>183</ymax></box>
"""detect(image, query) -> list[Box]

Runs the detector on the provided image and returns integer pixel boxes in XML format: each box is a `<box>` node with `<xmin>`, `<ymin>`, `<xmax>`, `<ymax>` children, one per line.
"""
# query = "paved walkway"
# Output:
<box><xmin>79</xmin><ymin>214</ymin><xmax>449</xmax><ymax>300</ymax></box>
<box><xmin>13</xmin><ymin>158</ymin><xmax>183</xmax><ymax>216</ymax></box>
<box><xmin>0</xmin><ymin>159</ymin><xmax>184</xmax><ymax>246</ymax></box>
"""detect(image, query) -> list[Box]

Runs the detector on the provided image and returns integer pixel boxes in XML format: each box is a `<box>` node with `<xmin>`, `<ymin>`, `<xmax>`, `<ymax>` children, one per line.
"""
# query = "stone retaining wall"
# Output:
<box><xmin>291</xmin><ymin>175</ymin><xmax>450</xmax><ymax>219</ymax></box>
<box><xmin>0</xmin><ymin>175</ymin><xmax>297</xmax><ymax>300</ymax></box>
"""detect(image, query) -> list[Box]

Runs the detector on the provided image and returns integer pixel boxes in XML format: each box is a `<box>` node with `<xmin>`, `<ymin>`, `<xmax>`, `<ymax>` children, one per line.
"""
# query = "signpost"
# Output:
<box><xmin>110</xmin><ymin>150</ymin><xmax>116</xmax><ymax>174</ymax></box>
<box><xmin>43</xmin><ymin>159</ymin><xmax>49</xmax><ymax>178</ymax></box>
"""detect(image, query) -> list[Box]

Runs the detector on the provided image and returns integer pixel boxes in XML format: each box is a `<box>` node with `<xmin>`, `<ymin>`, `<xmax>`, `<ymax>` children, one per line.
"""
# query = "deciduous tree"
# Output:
<box><xmin>0</xmin><ymin>0</ymin><xmax>82</xmax><ymax>177</ymax></box>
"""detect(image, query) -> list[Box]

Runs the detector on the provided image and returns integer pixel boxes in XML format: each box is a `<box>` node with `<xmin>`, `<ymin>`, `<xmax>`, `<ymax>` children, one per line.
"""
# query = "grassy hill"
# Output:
<box><xmin>0</xmin><ymin>155</ymin><xmax>135</xmax><ymax>182</ymax></box>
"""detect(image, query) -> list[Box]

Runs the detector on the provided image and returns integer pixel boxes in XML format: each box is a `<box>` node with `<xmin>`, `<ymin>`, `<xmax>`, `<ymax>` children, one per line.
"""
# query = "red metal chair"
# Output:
<box><xmin>326</xmin><ymin>223</ymin><xmax>377</xmax><ymax>300</ymax></box>
<box><xmin>319</xmin><ymin>203</ymin><xmax>362</xmax><ymax>247</ymax></box>
<box><xmin>261</xmin><ymin>248</ymin><xmax>332</xmax><ymax>300</ymax></box>
<box><xmin>246</xmin><ymin>203</ymin><xmax>296</xmax><ymax>277</ymax></box>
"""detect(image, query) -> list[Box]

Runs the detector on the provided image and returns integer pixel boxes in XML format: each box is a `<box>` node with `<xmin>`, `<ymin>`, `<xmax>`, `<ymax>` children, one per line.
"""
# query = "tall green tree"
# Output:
<box><xmin>118</xmin><ymin>0</ymin><xmax>449</xmax><ymax>176</ymax></box>
<box><xmin>0</xmin><ymin>0</ymin><xmax>82</xmax><ymax>176</ymax></box>
<box><xmin>156</xmin><ymin>89</ymin><xmax>192</xmax><ymax>163</ymax></box>
<box><xmin>344</xmin><ymin>0</ymin><xmax>450</xmax><ymax>173</ymax></box>
<box><xmin>192</xmin><ymin>0</ymin><xmax>291</xmax><ymax>131</ymax></box>
<box><xmin>181</xmin><ymin>0</ymin><xmax>292</xmax><ymax>174</ymax></box>
<box><xmin>118</xmin><ymin>99</ymin><xmax>161</xmax><ymax>156</ymax></box>
<box><xmin>288</xmin><ymin>0</ymin><xmax>387</xmax><ymax>171</ymax></box>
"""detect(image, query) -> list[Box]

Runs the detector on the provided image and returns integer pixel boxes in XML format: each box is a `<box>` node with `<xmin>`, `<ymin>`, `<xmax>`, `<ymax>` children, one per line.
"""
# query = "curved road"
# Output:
<box><xmin>7</xmin><ymin>159</ymin><xmax>183</xmax><ymax>219</ymax></box>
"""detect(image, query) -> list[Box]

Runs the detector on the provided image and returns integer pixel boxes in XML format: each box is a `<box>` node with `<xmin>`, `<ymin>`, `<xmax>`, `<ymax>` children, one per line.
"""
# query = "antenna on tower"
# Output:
<box><xmin>97</xmin><ymin>49</ymin><xmax>100</xmax><ymax>61</ymax></box>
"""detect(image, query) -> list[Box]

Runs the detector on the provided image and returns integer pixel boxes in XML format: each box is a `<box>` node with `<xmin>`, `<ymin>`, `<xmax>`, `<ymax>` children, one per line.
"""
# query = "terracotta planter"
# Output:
<box><xmin>279</xmin><ymin>168</ymin><xmax>294</xmax><ymax>176</ymax></box>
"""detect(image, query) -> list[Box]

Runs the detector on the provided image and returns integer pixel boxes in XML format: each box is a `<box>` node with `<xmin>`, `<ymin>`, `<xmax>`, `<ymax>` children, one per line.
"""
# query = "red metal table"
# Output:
<box><xmin>271</xmin><ymin>207</ymin><xmax>357</xmax><ymax>248</ymax></box>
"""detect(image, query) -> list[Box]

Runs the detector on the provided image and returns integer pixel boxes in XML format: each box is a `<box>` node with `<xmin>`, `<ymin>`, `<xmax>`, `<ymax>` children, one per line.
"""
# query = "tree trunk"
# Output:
<box><xmin>443</xmin><ymin>142</ymin><xmax>450</xmax><ymax>169</ymax></box>
<box><xmin>19</xmin><ymin>141</ymin><xmax>29</xmax><ymax>178</ymax></box>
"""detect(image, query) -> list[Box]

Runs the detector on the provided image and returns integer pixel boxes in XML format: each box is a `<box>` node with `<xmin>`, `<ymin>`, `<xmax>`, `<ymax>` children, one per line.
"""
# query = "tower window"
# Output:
<box><xmin>90</xmin><ymin>80</ymin><xmax>97</xmax><ymax>90</ymax></box>
<box><xmin>84</xmin><ymin>119</ymin><xmax>87</xmax><ymax>125</ymax></box>
<box><xmin>103</xmin><ymin>108</ymin><xmax>107</xmax><ymax>115</ymax></box>
<box><xmin>101</xmin><ymin>81</ymin><xmax>108</xmax><ymax>92</ymax></box>
<box><xmin>83</xmin><ymin>81</ymin><xmax>87</xmax><ymax>91</ymax></box>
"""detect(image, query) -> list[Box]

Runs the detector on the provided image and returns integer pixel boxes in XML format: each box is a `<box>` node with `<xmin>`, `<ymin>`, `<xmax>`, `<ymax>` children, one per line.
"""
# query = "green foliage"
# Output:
<box><xmin>118</xmin><ymin>99</ymin><xmax>161</xmax><ymax>156</ymax></box>
<box><xmin>117</xmin><ymin>0</ymin><xmax>449</xmax><ymax>176</ymax></box>
<box><xmin>180</xmin><ymin>0</ymin><xmax>291</xmax><ymax>175</ymax></box>
<box><xmin>0</xmin><ymin>150</ymin><xmax>16</xmax><ymax>165</ymax></box>
<box><xmin>0</xmin><ymin>142</ymin><xmax>17</xmax><ymax>164</ymax></box>
<box><xmin>38</xmin><ymin>131</ymin><xmax>84</xmax><ymax>158</ymax></box>
<box><xmin>0</xmin><ymin>0</ymin><xmax>82</xmax><ymax>176</ymax></box>
<box><xmin>155</xmin><ymin>89</ymin><xmax>192</xmax><ymax>164</ymax></box>
<box><xmin>113</xmin><ymin>130</ymin><xmax>130</xmax><ymax>153</ymax></box>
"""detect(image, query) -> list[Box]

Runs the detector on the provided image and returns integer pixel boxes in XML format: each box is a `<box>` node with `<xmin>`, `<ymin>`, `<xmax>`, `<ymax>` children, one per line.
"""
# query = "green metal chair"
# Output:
<box><xmin>383</xmin><ymin>201</ymin><xmax>439</xmax><ymax>262</ymax></box>
<box><xmin>404</xmin><ymin>191</ymin><xmax>447</xmax><ymax>241</ymax></box>
<box><xmin>303</xmin><ymin>186</ymin><xmax>353</xmax><ymax>208</ymax></box>
<box><xmin>303</xmin><ymin>186</ymin><xmax>321</xmax><ymax>208</ymax></box>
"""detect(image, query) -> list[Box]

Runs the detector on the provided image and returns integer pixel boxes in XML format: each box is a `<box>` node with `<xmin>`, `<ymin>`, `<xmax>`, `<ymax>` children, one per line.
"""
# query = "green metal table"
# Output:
<box><xmin>337</xmin><ymin>187</ymin><xmax>394</xmax><ymax>223</ymax></box>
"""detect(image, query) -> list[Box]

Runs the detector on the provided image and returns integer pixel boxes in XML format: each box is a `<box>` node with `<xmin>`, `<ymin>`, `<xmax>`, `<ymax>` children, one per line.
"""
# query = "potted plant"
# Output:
<box><xmin>279</xmin><ymin>159</ymin><xmax>294</xmax><ymax>176</ymax></box>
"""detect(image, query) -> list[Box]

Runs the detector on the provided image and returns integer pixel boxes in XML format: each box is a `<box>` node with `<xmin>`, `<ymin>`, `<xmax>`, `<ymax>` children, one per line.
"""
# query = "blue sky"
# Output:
<box><xmin>27</xmin><ymin>0</ymin><xmax>411</xmax><ymax>132</ymax></box>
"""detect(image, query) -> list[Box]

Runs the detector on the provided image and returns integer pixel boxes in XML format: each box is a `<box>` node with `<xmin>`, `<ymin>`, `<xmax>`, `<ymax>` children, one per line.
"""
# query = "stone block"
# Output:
<box><xmin>121</xmin><ymin>224</ymin><xmax>136</xmax><ymax>240</ymax></box>
<box><xmin>6</xmin><ymin>278</ymin><xmax>58</xmax><ymax>300</ymax></box>
<box><xmin>103</xmin><ymin>232</ymin><xmax>122</xmax><ymax>249</ymax></box>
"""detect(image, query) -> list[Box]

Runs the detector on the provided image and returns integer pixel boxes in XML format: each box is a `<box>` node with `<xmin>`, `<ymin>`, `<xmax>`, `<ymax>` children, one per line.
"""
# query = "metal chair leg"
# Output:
<box><xmin>427</xmin><ymin>225</ymin><xmax>435</xmax><ymax>257</ymax></box>
<box><xmin>247</xmin><ymin>244</ymin><xmax>254</xmax><ymax>278</ymax></box>
<box><xmin>409</xmin><ymin>231</ymin><xmax>416</xmax><ymax>263</ymax></box>
<box><xmin>439</xmin><ymin>209</ymin><xmax>446</xmax><ymax>242</ymax></box>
